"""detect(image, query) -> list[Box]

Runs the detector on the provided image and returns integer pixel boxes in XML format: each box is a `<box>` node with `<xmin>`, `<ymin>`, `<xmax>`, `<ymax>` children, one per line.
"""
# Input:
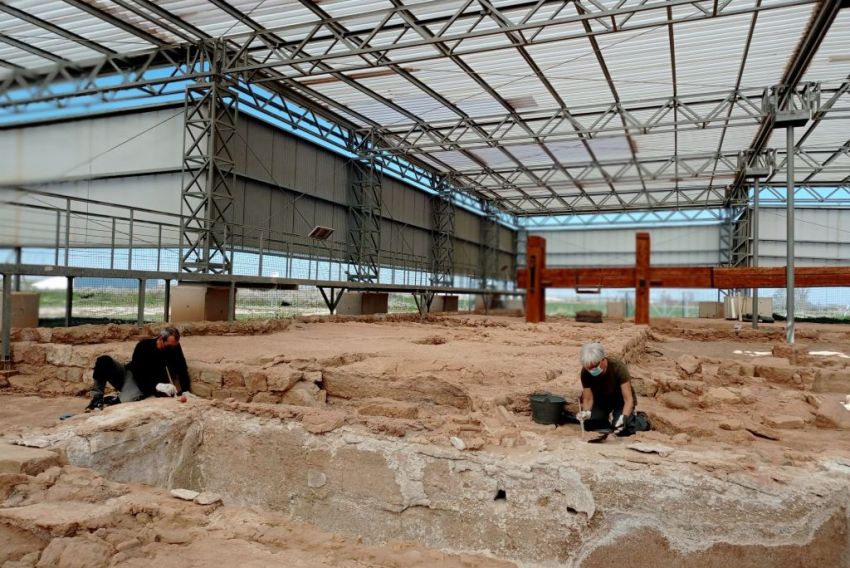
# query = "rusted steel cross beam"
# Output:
<box><xmin>518</xmin><ymin>233</ymin><xmax>850</xmax><ymax>324</ymax></box>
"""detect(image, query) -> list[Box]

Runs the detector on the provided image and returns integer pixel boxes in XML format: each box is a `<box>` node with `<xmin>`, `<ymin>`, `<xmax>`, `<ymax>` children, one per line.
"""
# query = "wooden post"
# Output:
<box><xmin>526</xmin><ymin>236</ymin><xmax>546</xmax><ymax>323</ymax></box>
<box><xmin>635</xmin><ymin>232</ymin><xmax>650</xmax><ymax>325</ymax></box>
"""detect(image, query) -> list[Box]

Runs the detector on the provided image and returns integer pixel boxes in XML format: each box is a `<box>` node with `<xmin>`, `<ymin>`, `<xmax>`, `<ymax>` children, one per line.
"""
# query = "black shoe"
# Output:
<box><xmin>84</xmin><ymin>397</ymin><xmax>104</xmax><ymax>413</ymax></box>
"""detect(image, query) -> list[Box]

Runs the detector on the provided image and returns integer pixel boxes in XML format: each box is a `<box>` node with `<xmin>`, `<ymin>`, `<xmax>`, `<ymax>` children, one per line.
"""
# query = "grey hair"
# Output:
<box><xmin>159</xmin><ymin>326</ymin><xmax>181</xmax><ymax>341</ymax></box>
<box><xmin>580</xmin><ymin>343</ymin><xmax>606</xmax><ymax>367</ymax></box>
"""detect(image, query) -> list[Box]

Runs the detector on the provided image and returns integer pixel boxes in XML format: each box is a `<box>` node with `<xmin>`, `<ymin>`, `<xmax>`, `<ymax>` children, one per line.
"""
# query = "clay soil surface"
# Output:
<box><xmin>3</xmin><ymin>314</ymin><xmax>850</xmax><ymax>567</ymax></box>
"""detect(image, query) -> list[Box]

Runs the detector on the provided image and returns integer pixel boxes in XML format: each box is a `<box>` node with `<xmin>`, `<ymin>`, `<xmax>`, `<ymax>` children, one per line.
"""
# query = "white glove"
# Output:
<box><xmin>613</xmin><ymin>414</ymin><xmax>625</xmax><ymax>432</ymax></box>
<box><xmin>577</xmin><ymin>410</ymin><xmax>591</xmax><ymax>421</ymax></box>
<box><xmin>156</xmin><ymin>383</ymin><xmax>177</xmax><ymax>397</ymax></box>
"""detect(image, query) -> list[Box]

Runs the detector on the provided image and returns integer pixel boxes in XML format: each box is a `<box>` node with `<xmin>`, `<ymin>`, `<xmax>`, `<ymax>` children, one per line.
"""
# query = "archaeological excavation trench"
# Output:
<box><xmin>3</xmin><ymin>315</ymin><xmax>850</xmax><ymax>567</ymax></box>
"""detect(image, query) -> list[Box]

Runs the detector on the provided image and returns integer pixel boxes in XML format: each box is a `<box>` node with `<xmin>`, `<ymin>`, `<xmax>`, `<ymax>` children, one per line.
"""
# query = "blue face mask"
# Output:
<box><xmin>587</xmin><ymin>365</ymin><xmax>604</xmax><ymax>377</ymax></box>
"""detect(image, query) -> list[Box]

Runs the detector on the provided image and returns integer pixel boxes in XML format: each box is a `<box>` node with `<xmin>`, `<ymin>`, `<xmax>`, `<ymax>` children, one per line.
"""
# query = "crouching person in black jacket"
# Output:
<box><xmin>86</xmin><ymin>326</ymin><xmax>191</xmax><ymax>412</ymax></box>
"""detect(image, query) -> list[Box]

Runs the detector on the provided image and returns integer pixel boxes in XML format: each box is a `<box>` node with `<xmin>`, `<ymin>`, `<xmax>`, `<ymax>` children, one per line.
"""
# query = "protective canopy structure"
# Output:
<box><xmin>0</xmin><ymin>0</ymin><xmax>849</xmax><ymax>216</ymax></box>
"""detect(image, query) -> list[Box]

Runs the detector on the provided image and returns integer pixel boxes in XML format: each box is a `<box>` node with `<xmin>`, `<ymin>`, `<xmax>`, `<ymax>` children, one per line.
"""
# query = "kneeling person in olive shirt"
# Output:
<box><xmin>85</xmin><ymin>326</ymin><xmax>190</xmax><ymax>412</ymax></box>
<box><xmin>576</xmin><ymin>342</ymin><xmax>637</xmax><ymax>435</ymax></box>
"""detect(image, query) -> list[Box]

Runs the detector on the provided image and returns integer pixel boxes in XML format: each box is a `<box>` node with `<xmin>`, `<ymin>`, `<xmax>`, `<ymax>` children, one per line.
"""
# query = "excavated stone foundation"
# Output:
<box><xmin>16</xmin><ymin>399</ymin><xmax>849</xmax><ymax>568</ymax></box>
<box><xmin>3</xmin><ymin>315</ymin><xmax>850</xmax><ymax>567</ymax></box>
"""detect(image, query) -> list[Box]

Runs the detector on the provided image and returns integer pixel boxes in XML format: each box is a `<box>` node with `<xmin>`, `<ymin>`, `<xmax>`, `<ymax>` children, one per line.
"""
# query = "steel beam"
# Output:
<box><xmin>517</xmin><ymin>234</ymin><xmax>850</xmax><ymax>323</ymax></box>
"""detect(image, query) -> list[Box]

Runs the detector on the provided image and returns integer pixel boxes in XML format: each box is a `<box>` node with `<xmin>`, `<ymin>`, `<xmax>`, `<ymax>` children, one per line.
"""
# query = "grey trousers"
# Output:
<box><xmin>91</xmin><ymin>356</ymin><xmax>144</xmax><ymax>403</ymax></box>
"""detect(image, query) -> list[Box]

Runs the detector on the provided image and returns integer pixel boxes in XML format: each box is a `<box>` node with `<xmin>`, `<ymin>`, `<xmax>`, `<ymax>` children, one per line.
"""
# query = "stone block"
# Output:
<box><xmin>764</xmin><ymin>415</ymin><xmax>806</xmax><ymax>429</ymax></box>
<box><xmin>45</xmin><ymin>344</ymin><xmax>73</xmax><ymax>366</ymax></box>
<box><xmin>304</xmin><ymin>370</ymin><xmax>323</xmax><ymax>384</ymax></box>
<box><xmin>0</xmin><ymin>443</ymin><xmax>63</xmax><ymax>475</ymax></box>
<box><xmin>170</xmin><ymin>285</ymin><xmax>232</xmax><ymax>322</ymax></box>
<box><xmin>8</xmin><ymin>374</ymin><xmax>42</xmax><ymax>390</ymax></box>
<box><xmin>658</xmin><ymin>391</ymin><xmax>693</xmax><ymax>410</ymax></box>
<box><xmin>65</xmin><ymin>367</ymin><xmax>84</xmax><ymax>383</ymax></box>
<box><xmin>814</xmin><ymin>400</ymin><xmax>850</xmax><ymax>430</ymax></box>
<box><xmin>676</xmin><ymin>354</ymin><xmax>701</xmax><ymax>377</ymax></box>
<box><xmin>198</xmin><ymin>369</ymin><xmax>223</xmax><ymax>386</ymax></box>
<box><xmin>813</xmin><ymin>369</ymin><xmax>850</xmax><ymax>393</ymax></box>
<box><xmin>251</xmin><ymin>392</ymin><xmax>280</xmax><ymax>404</ymax></box>
<box><xmin>336</xmin><ymin>292</ymin><xmax>389</xmax><ymax>315</ymax></box>
<box><xmin>266</xmin><ymin>366</ymin><xmax>302</xmax><ymax>392</ymax></box>
<box><xmin>754</xmin><ymin>358</ymin><xmax>795</xmax><ymax>384</ymax></box>
<box><xmin>211</xmin><ymin>389</ymin><xmax>232</xmax><ymax>400</ymax></box>
<box><xmin>222</xmin><ymin>368</ymin><xmax>245</xmax><ymax>388</ymax></box>
<box><xmin>190</xmin><ymin>382</ymin><xmax>213</xmax><ymax>398</ymax></box>
<box><xmin>700</xmin><ymin>387</ymin><xmax>742</xmax><ymax>407</ymax></box>
<box><xmin>280</xmin><ymin>380</ymin><xmax>324</xmax><ymax>407</ymax></box>
<box><xmin>245</xmin><ymin>372</ymin><xmax>268</xmax><ymax>393</ymax></box>
<box><xmin>431</xmin><ymin>295</ymin><xmax>459</xmax><ymax>313</ymax></box>
<box><xmin>228</xmin><ymin>388</ymin><xmax>251</xmax><ymax>402</ymax></box>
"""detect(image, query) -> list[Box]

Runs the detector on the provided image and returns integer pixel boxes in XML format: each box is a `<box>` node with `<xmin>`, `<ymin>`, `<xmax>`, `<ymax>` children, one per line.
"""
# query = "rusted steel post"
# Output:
<box><xmin>525</xmin><ymin>236</ymin><xmax>546</xmax><ymax>323</ymax></box>
<box><xmin>635</xmin><ymin>232</ymin><xmax>650</xmax><ymax>325</ymax></box>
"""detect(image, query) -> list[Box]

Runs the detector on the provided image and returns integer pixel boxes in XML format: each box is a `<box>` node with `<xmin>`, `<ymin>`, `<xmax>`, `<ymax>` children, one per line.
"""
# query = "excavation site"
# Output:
<box><xmin>2</xmin><ymin>314</ymin><xmax>849</xmax><ymax>567</ymax></box>
<box><xmin>2</xmin><ymin>2</ymin><xmax>850</xmax><ymax>565</ymax></box>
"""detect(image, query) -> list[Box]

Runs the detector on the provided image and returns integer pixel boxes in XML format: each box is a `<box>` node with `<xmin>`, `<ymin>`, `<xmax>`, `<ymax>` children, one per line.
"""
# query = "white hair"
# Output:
<box><xmin>580</xmin><ymin>343</ymin><xmax>606</xmax><ymax>367</ymax></box>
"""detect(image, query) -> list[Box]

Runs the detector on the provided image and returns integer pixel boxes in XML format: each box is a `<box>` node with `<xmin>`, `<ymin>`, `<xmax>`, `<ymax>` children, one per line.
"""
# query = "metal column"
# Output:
<box><xmin>137</xmin><ymin>279</ymin><xmax>146</xmax><ymax>326</ymax></box>
<box><xmin>64</xmin><ymin>276</ymin><xmax>73</xmax><ymax>327</ymax></box>
<box><xmin>752</xmin><ymin>179</ymin><xmax>760</xmax><ymax>329</ymax></box>
<box><xmin>1</xmin><ymin>274</ymin><xmax>11</xmax><ymax>367</ymax></box>
<box><xmin>228</xmin><ymin>281</ymin><xmax>236</xmax><ymax>322</ymax></box>
<box><xmin>180</xmin><ymin>40</ymin><xmax>237</xmax><ymax>275</ymax></box>
<box><xmin>346</xmin><ymin>131</ymin><xmax>382</xmax><ymax>283</ymax></box>
<box><xmin>480</xmin><ymin>201</ymin><xmax>500</xmax><ymax>290</ymax></box>
<box><xmin>164</xmin><ymin>279</ymin><xmax>171</xmax><ymax>322</ymax></box>
<box><xmin>13</xmin><ymin>247</ymin><xmax>21</xmax><ymax>291</ymax></box>
<box><xmin>786</xmin><ymin>126</ymin><xmax>795</xmax><ymax>344</ymax></box>
<box><xmin>431</xmin><ymin>178</ymin><xmax>455</xmax><ymax>288</ymax></box>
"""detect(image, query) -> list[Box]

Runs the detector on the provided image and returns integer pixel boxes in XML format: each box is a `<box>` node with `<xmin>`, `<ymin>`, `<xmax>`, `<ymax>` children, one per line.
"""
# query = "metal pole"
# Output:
<box><xmin>163</xmin><ymin>279</ymin><xmax>171</xmax><ymax>322</ymax></box>
<box><xmin>65</xmin><ymin>276</ymin><xmax>73</xmax><ymax>327</ymax></box>
<box><xmin>13</xmin><ymin>247</ymin><xmax>21</xmax><ymax>291</ymax></box>
<box><xmin>64</xmin><ymin>198</ymin><xmax>71</xmax><ymax>266</ymax></box>
<box><xmin>258</xmin><ymin>231</ymin><xmax>264</xmax><ymax>277</ymax></box>
<box><xmin>786</xmin><ymin>125</ymin><xmax>795</xmax><ymax>345</ymax></box>
<box><xmin>137</xmin><ymin>279</ymin><xmax>145</xmax><ymax>326</ymax></box>
<box><xmin>110</xmin><ymin>218</ymin><xmax>116</xmax><ymax>269</ymax></box>
<box><xmin>228</xmin><ymin>281</ymin><xmax>236</xmax><ymax>322</ymax></box>
<box><xmin>157</xmin><ymin>224</ymin><xmax>162</xmax><ymax>271</ymax></box>
<box><xmin>752</xmin><ymin>179</ymin><xmax>760</xmax><ymax>329</ymax></box>
<box><xmin>128</xmin><ymin>209</ymin><xmax>134</xmax><ymax>270</ymax></box>
<box><xmin>2</xmin><ymin>274</ymin><xmax>11</xmax><ymax>367</ymax></box>
<box><xmin>54</xmin><ymin>211</ymin><xmax>61</xmax><ymax>266</ymax></box>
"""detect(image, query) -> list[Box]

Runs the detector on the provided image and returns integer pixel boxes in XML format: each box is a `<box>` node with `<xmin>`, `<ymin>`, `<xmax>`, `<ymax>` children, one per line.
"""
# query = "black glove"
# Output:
<box><xmin>614</xmin><ymin>414</ymin><xmax>635</xmax><ymax>437</ymax></box>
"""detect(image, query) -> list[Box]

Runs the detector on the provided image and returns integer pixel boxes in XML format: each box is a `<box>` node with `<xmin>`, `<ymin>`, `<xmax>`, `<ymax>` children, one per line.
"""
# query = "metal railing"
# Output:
<box><xmin>0</xmin><ymin>188</ymin><xmax>514</xmax><ymax>290</ymax></box>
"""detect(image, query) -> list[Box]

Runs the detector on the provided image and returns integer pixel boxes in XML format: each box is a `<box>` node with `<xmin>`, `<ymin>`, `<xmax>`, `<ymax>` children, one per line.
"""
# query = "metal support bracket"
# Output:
<box><xmin>319</xmin><ymin>286</ymin><xmax>347</xmax><ymax>315</ymax></box>
<box><xmin>763</xmin><ymin>83</ymin><xmax>820</xmax><ymax>128</ymax></box>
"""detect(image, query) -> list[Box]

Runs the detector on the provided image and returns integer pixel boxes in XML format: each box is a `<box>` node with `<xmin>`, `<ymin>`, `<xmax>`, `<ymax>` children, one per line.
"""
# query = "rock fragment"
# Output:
<box><xmin>169</xmin><ymin>488</ymin><xmax>199</xmax><ymax>501</ymax></box>
<box><xmin>194</xmin><ymin>492</ymin><xmax>223</xmax><ymax>506</ymax></box>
